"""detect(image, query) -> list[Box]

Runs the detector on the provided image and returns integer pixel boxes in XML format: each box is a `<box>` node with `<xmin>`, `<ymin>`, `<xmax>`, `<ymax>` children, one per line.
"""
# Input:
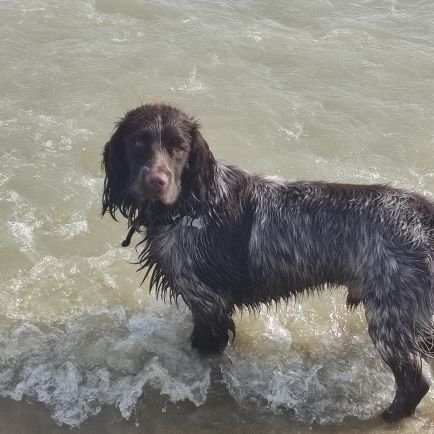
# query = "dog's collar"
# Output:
<box><xmin>152</xmin><ymin>212</ymin><xmax>184</xmax><ymax>226</ymax></box>
<box><xmin>155</xmin><ymin>213</ymin><xmax>203</xmax><ymax>229</ymax></box>
<box><xmin>121</xmin><ymin>211</ymin><xmax>202</xmax><ymax>247</ymax></box>
<box><xmin>179</xmin><ymin>215</ymin><xmax>204</xmax><ymax>229</ymax></box>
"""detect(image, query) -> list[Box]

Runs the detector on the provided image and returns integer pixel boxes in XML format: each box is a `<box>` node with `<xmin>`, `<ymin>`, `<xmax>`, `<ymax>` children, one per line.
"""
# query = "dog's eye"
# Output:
<box><xmin>171</xmin><ymin>140</ymin><xmax>187</xmax><ymax>154</ymax></box>
<box><xmin>173</xmin><ymin>145</ymin><xmax>186</xmax><ymax>153</ymax></box>
<box><xmin>131</xmin><ymin>131</ymin><xmax>152</xmax><ymax>149</ymax></box>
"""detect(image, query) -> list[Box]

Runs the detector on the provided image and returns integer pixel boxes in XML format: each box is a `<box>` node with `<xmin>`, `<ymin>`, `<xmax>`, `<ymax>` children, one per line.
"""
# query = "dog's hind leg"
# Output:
<box><xmin>381</xmin><ymin>356</ymin><xmax>429</xmax><ymax>422</ymax></box>
<box><xmin>364</xmin><ymin>297</ymin><xmax>430</xmax><ymax>422</ymax></box>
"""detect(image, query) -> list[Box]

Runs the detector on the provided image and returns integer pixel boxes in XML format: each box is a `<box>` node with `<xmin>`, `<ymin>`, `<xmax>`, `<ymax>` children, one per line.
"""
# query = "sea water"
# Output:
<box><xmin>0</xmin><ymin>0</ymin><xmax>433</xmax><ymax>431</ymax></box>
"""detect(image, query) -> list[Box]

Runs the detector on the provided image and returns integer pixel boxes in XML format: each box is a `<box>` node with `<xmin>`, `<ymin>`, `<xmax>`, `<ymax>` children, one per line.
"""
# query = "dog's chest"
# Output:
<box><xmin>147</xmin><ymin>218</ymin><xmax>202</xmax><ymax>273</ymax></box>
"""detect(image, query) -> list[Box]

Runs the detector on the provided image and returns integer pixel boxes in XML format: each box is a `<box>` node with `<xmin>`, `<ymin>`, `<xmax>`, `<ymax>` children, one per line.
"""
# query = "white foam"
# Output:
<box><xmin>0</xmin><ymin>304</ymin><xmax>211</xmax><ymax>426</ymax></box>
<box><xmin>4</xmin><ymin>190</ymin><xmax>42</xmax><ymax>253</ymax></box>
<box><xmin>53</xmin><ymin>218</ymin><xmax>89</xmax><ymax>239</ymax></box>
<box><xmin>0</xmin><ymin>299</ymin><xmax>404</xmax><ymax>426</ymax></box>
<box><xmin>221</xmin><ymin>331</ymin><xmax>395</xmax><ymax>424</ymax></box>
<box><xmin>171</xmin><ymin>67</ymin><xmax>205</xmax><ymax>93</ymax></box>
<box><xmin>7</xmin><ymin>221</ymin><xmax>35</xmax><ymax>250</ymax></box>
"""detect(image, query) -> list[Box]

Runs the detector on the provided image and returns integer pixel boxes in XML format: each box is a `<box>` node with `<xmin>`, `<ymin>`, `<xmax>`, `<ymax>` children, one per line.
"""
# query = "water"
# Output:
<box><xmin>1</xmin><ymin>0</ymin><xmax>433</xmax><ymax>432</ymax></box>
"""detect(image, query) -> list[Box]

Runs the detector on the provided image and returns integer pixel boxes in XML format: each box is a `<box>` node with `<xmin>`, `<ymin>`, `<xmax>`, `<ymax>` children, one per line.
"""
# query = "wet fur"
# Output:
<box><xmin>102</xmin><ymin>103</ymin><xmax>434</xmax><ymax>422</ymax></box>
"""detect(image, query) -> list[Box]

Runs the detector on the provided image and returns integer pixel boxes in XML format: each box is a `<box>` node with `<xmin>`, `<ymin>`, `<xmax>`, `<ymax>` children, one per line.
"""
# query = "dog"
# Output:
<box><xmin>102</xmin><ymin>103</ymin><xmax>434</xmax><ymax>422</ymax></box>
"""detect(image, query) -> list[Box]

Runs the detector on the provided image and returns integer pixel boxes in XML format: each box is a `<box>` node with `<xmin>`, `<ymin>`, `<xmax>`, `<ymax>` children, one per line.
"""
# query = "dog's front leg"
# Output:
<box><xmin>180</xmin><ymin>283</ymin><xmax>234</xmax><ymax>354</ymax></box>
<box><xmin>191</xmin><ymin>310</ymin><xmax>234</xmax><ymax>354</ymax></box>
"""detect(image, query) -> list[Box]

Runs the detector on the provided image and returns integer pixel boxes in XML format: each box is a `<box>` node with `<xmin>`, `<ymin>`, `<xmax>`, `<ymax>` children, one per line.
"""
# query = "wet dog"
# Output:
<box><xmin>102</xmin><ymin>103</ymin><xmax>434</xmax><ymax>422</ymax></box>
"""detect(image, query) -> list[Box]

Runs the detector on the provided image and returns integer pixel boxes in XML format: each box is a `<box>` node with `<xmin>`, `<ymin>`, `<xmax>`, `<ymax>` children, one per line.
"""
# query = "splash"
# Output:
<box><xmin>0</xmin><ymin>304</ymin><xmax>211</xmax><ymax>426</ymax></box>
<box><xmin>0</xmin><ymin>300</ymin><xmax>402</xmax><ymax>426</ymax></box>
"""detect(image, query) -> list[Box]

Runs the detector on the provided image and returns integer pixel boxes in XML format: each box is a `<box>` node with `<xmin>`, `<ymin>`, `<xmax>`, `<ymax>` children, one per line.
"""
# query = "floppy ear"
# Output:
<box><xmin>185</xmin><ymin>124</ymin><xmax>216</xmax><ymax>203</ymax></box>
<box><xmin>101</xmin><ymin>125</ymin><xmax>135</xmax><ymax>221</ymax></box>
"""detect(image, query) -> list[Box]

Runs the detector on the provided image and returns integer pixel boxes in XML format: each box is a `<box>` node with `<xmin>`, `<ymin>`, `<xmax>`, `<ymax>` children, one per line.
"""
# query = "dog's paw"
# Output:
<box><xmin>191</xmin><ymin>332</ymin><xmax>228</xmax><ymax>355</ymax></box>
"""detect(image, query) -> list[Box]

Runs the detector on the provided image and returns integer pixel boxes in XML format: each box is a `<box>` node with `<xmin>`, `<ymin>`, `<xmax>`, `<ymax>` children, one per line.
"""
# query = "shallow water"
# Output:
<box><xmin>1</xmin><ymin>0</ymin><xmax>434</xmax><ymax>432</ymax></box>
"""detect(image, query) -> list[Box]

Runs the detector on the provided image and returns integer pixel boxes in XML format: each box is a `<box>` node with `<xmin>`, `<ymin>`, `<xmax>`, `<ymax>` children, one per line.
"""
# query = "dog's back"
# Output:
<box><xmin>248</xmin><ymin>180</ymin><xmax>433</xmax><ymax>298</ymax></box>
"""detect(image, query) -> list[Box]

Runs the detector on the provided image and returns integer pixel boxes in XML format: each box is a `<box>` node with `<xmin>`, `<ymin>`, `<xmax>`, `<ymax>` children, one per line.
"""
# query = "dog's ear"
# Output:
<box><xmin>185</xmin><ymin>123</ymin><xmax>216</xmax><ymax>203</ymax></box>
<box><xmin>101</xmin><ymin>124</ymin><xmax>134</xmax><ymax>221</ymax></box>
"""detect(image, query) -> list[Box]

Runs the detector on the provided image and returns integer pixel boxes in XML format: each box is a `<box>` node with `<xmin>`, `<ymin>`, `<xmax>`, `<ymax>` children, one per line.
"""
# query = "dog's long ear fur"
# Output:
<box><xmin>101</xmin><ymin>124</ymin><xmax>136</xmax><ymax>222</ymax></box>
<box><xmin>185</xmin><ymin>122</ymin><xmax>216</xmax><ymax>204</ymax></box>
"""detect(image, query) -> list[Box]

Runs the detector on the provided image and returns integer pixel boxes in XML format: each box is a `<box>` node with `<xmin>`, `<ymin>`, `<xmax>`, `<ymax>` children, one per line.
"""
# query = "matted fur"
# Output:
<box><xmin>102</xmin><ymin>103</ymin><xmax>434</xmax><ymax>422</ymax></box>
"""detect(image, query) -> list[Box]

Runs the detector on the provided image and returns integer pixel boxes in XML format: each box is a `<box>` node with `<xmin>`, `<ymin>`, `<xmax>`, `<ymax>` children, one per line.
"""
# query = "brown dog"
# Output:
<box><xmin>102</xmin><ymin>103</ymin><xmax>434</xmax><ymax>422</ymax></box>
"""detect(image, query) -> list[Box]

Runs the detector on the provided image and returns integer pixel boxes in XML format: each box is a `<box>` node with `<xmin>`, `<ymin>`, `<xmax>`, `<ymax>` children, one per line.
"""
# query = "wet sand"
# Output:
<box><xmin>0</xmin><ymin>399</ymin><xmax>139</xmax><ymax>434</ymax></box>
<box><xmin>1</xmin><ymin>395</ymin><xmax>433</xmax><ymax>434</ymax></box>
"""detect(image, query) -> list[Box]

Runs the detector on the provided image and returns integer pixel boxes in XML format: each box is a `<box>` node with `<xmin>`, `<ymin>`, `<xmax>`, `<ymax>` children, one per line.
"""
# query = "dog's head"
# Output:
<box><xmin>102</xmin><ymin>103</ymin><xmax>215</xmax><ymax>222</ymax></box>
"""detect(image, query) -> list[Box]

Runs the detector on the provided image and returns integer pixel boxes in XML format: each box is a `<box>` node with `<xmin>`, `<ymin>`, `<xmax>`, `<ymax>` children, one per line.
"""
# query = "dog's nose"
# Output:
<box><xmin>148</xmin><ymin>172</ymin><xmax>169</xmax><ymax>190</ymax></box>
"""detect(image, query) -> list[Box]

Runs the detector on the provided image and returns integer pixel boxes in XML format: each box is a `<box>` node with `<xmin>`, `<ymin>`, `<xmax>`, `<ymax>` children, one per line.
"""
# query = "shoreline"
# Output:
<box><xmin>0</xmin><ymin>399</ymin><xmax>141</xmax><ymax>434</ymax></box>
<box><xmin>0</xmin><ymin>396</ymin><xmax>425</xmax><ymax>434</ymax></box>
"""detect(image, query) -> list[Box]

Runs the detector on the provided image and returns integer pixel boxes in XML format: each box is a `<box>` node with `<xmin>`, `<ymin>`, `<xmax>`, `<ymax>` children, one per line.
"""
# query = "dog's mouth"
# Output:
<box><xmin>154</xmin><ymin>186</ymin><xmax>180</xmax><ymax>206</ymax></box>
<box><xmin>131</xmin><ymin>181</ymin><xmax>180</xmax><ymax>206</ymax></box>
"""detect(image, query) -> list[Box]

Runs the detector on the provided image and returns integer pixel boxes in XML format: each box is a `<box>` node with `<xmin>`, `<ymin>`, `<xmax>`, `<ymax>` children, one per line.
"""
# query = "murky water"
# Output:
<box><xmin>1</xmin><ymin>0</ymin><xmax>433</xmax><ymax>432</ymax></box>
